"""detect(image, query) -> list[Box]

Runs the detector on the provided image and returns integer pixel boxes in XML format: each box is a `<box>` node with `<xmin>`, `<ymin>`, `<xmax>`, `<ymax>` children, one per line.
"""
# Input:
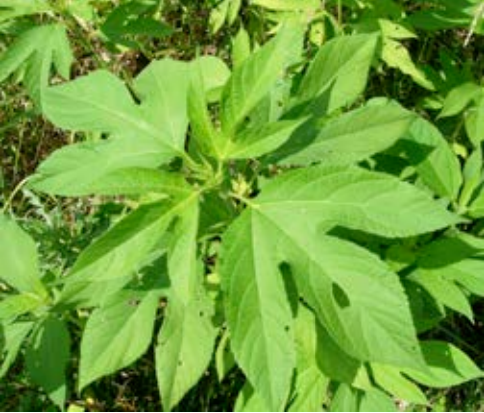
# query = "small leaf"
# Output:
<box><xmin>372</xmin><ymin>363</ymin><xmax>428</xmax><ymax>405</ymax></box>
<box><xmin>79</xmin><ymin>288</ymin><xmax>161</xmax><ymax>390</ymax></box>
<box><xmin>276</xmin><ymin>100</ymin><xmax>414</xmax><ymax>166</ymax></box>
<box><xmin>381</xmin><ymin>38</ymin><xmax>434</xmax><ymax>90</ymax></box>
<box><xmin>403</xmin><ymin>341</ymin><xmax>483</xmax><ymax>388</ymax></box>
<box><xmin>0</xmin><ymin>24</ymin><xmax>72</xmax><ymax>108</ymax></box>
<box><xmin>402</xmin><ymin>117</ymin><xmax>462</xmax><ymax>200</ymax></box>
<box><xmin>439</xmin><ymin>82</ymin><xmax>482</xmax><ymax>118</ymax></box>
<box><xmin>294</xmin><ymin>33</ymin><xmax>378</xmax><ymax>115</ymax></box>
<box><xmin>0</xmin><ymin>214</ymin><xmax>46</xmax><ymax>297</ymax></box>
<box><xmin>0</xmin><ymin>321</ymin><xmax>34</xmax><ymax>378</ymax></box>
<box><xmin>221</xmin><ymin>22</ymin><xmax>303</xmax><ymax>135</ymax></box>
<box><xmin>25</xmin><ymin>317</ymin><xmax>70</xmax><ymax>409</ymax></box>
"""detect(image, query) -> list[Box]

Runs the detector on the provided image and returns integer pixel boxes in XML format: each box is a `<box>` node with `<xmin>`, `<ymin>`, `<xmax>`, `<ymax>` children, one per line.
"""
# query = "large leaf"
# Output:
<box><xmin>59</xmin><ymin>185</ymin><xmax>197</xmax><ymax>307</ymax></box>
<box><xmin>221</xmin><ymin>212</ymin><xmax>296</xmax><ymax>411</ymax></box>
<box><xmin>293</xmin><ymin>33</ymin><xmax>378</xmax><ymax>115</ymax></box>
<box><xmin>29</xmin><ymin>138</ymin><xmax>181</xmax><ymax>196</ymax></box>
<box><xmin>0</xmin><ymin>214</ymin><xmax>46</xmax><ymax>297</ymax></box>
<box><xmin>43</xmin><ymin>70</ymin><xmax>184</xmax><ymax>164</ymax></box>
<box><xmin>79</xmin><ymin>288</ymin><xmax>161</xmax><ymax>390</ymax></box>
<box><xmin>0</xmin><ymin>24</ymin><xmax>72</xmax><ymax>108</ymax></box>
<box><xmin>257</xmin><ymin>165</ymin><xmax>459</xmax><ymax>238</ymax></box>
<box><xmin>156</xmin><ymin>292</ymin><xmax>215</xmax><ymax>410</ymax></box>
<box><xmin>269</xmin><ymin>219</ymin><xmax>425</xmax><ymax>370</ymax></box>
<box><xmin>156</xmin><ymin>201</ymin><xmax>216</xmax><ymax>410</ymax></box>
<box><xmin>403</xmin><ymin>341</ymin><xmax>483</xmax><ymax>387</ymax></box>
<box><xmin>402</xmin><ymin>118</ymin><xmax>462</xmax><ymax>200</ymax></box>
<box><xmin>221</xmin><ymin>22</ymin><xmax>302</xmax><ymax>135</ymax></box>
<box><xmin>276</xmin><ymin>100</ymin><xmax>414</xmax><ymax>166</ymax></box>
<box><xmin>25</xmin><ymin>317</ymin><xmax>70</xmax><ymax>409</ymax></box>
<box><xmin>221</xmin><ymin>166</ymin><xmax>457</xmax><ymax>408</ymax></box>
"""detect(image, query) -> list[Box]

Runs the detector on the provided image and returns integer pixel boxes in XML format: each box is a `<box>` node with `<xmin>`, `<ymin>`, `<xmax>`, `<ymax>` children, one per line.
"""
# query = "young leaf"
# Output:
<box><xmin>0</xmin><ymin>321</ymin><xmax>34</xmax><ymax>378</ymax></box>
<box><xmin>221</xmin><ymin>22</ymin><xmax>303</xmax><ymax>135</ymax></box>
<box><xmin>274</xmin><ymin>100</ymin><xmax>414</xmax><ymax>166</ymax></box>
<box><xmin>381</xmin><ymin>38</ymin><xmax>435</xmax><ymax>90</ymax></box>
<box><xmin>0</xmin><ymin>294</ymin><xmax>45</xmax><ymax>323</ymax></box>
<box><xmin>0</xmin><ymin>214</ymin><xmax>46</xmax><ymax>297</ymax></box>
<box><xmin>25</xmin><ymin>317</ymin><xmax>70</xmax><ymax>409</ymax></box>
<box><xmin>226</xmin><ymin>118</ymin><xmax>305</xmax><ymax>159</ymax></box>
<box><xmin>251</xmin><ymin>0</ymin><xmax>320</xmax><ymax>11</ymax></box>
<box><xmin>402</xmin><ymin>118</ymin><xmax>462</xmax><ymax>200</ymax></box>
<box><xmin>29</xmin><ymin>138</ymin><xmax>180</xmax><ymax>196</ymax></box>
<box><xmin>0</xmin><ymin>24</ymin><xmax>72</xmax><ymax>108</ymax></box>
<box><xmin>294</xmin><ymin>33</ymin><xmax>378</xmax><ymax>115</ymax></box>
<box><xmin>79</xmin><ymin>288</ymin><xmax>161</xmax><ymax>391</ymax></box>
<box><xmin>403</xmin><ymin>341</ymin><xmax>483</xmax><ymax>387</ymax></box>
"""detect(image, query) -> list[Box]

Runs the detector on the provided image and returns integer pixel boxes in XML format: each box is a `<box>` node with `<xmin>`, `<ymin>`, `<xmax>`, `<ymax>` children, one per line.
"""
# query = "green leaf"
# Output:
<box><xmin>232</xmin><ymin>26</ymin><xmax>251</xmax><ymax>68</ymax></box>
<box><xmin>381</xmin><ymin>38</ymin><xmax>434</xmax><ymax>90</ymax></box>
<box><xmin>372</xmin><ymin>363</ymin><xmax>428</xmax><ymax>405</ymax></box>
<box><xmin>226</xmin><ymin>118</ymin><xmax>305</xmax><ymax>159</ymax></box>
<box><xmin>359</xmin><ymin>388</ymin><xmax>398</xmax><ymax>412</ymax></box>
<box><xmin>79</xmin><ymin>288</ymin><xmax>161</xmax><ymax>390</ymax></box>
<box><xmin>0</xmin><ymin>0</ymin><xmax>51</xmax><ymax>22</ymax></box>
<box><xmin>415</xmin><ymin>235</ymin><xmax>484</xmax><ymax>298</ymax></box>
<box><xmin>0</xmin><ymin>293</ymin><xmax>44</xmax><ymax>323</ymax></box>
<box><xmin>133</xmin><ymin>59</ymin><xmax>190</xmax><ymax>151</ymax></box>
<box><xmin>30</xmin><ymin>138</ymin><xmax>182</xmax><ymax>196</ymax></box>
<box><xmin>408</xmin><ymin>271</ymin><xmax>473</xmax><ymax>320</ymax></box>
<box><xmin>294</xmin><ymin>33</ymin><xmax>378</xmax><ymax>115</ymax></box>
<box><xmin>465</xmin><ymin>93</ymin><xmax>484</xmax><ymax>146</ymax></box>
<box><xmin>257</xmin><ymin>165</ymin><xmax>459</xmax><ymax>238</ymax></box>
<box><xmin>439</xmin><ymin>82</ymin><xmax>482</xmax><ymax>118</ymax></box>
<box><xmin>157</xmin><ymin>199</ymin><xmax>216</xmax><ymax>410</ymax></box>
<box><xmin>284</xmin><ymin>230</ymin><xmax>425</xmax><ymax>370</ymax></box>
<box><xmin>251</xmin><ymin>0</ymin><xmax>320</xmax><ymax>11</ymax></box>
<box><xmin>101</xmin><ymin>0</ymin><xmax>172</xmax><ymax>49</ymax></box>
<box><xmin>331</xmin><ymin>385</ymin><xmax>398</xmax><ymax>412</ymax></box>
<box><xmin>288</xmin><ymin>305</ymin><xmax>328</xmax><ymax>412</ymax></box>
<box><xmin>330</xmin><ymin>384</ymin><xmax>359</xmax><ymax>412</ymax></box>
<box><xmin>25</xmin><ymin>317</ymin><xmax>70</xmax><ymax>409</ymax></box>
<box><xmin>0</xmin><ymin>24</ymin><xmax>72</xmax><ymax>108</ymax></box>
<box><xmin>221</xmin><ymin>22</ymin><xmax>303</xmax><ymax>135</ymax></box>
<box><xmin>0</xmin><ymin>321</ymin><xmax>34</xmax><ymax>378</ymax></box>
<box><xmin>43</xmin><ymin>70</ymin><xmax>183</xmax><ymax>164</ymax></box>
<box><xmin>402</xmin><ymin>118</ymin><xmax>462</xmax><ymax>199</ymax></box>
<box><xmin>0</xmin><ymin>214</ymin><xmax>46</xmax><ymax>297</ymax></box>
<box><xmin>156</xmin><ymin>292</ymin><xmax>215</xmax><ymax>410</ymax></box>
<box><xmin>276</xmin><ymin>100</ymin><xmax>414</xmax><ymax>166</ymax></box>
<box><xmin>60</xmin><ymin>187</ymin><xmax>196</xmax><ymax>307</ymax></box>
<box><xmin>234</xmin><ymin>383</ymin><xmax>269</xmax><ymax>412</ymax></box>
<box><xmin>403</xmin><ymin>341</ymin><xmax>483</xmax><ymax>388</ymax></box>
<box><xmin>221</xmin><ymin>212</ymin><xmax>296</xmax><ymax>411</ymax></box>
